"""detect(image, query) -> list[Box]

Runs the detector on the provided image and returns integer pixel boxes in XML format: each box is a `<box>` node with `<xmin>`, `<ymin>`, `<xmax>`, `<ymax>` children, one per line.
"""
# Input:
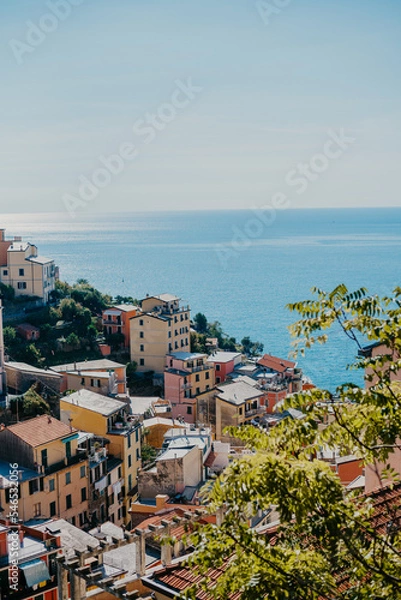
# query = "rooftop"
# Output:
<box><xmin>5</xmin><ymin>361</ymin><xmax>63</xmax><ymax>378</ymax></box>
<box><xmin>216</xmin><ymin>381</ymin><xmax>264</xmax><ymax>405</ymax></box>
<box><xmin>108</xmin><ymin>304</ymin><xmax>138</xmax><ymax>312</ymax></box>
<box><xmin>207</xmin><ymin>352</ymin><xmax>242</xmax><ymax>363</ymax></box>
<box><xmin>62</xmin><ymin>390</ymin><xmax>127</xmax><ymax>416</ymax></box>
<box><xmin>27</xmin><ymin>255</ymin><xmax>54</xmax><ymax>265</ymax></box>
<box><xmin>156</xmin><ymin>448</ymin><xmax>193</xmax><ymax>462</ymax></box>
<box><xmin>50</xmin><ymin>359</ymin><xmax>125</xmax><ymax>373</ymax></box>
<box><xmin>168</xmin><ymin>352</ymin><xmax>207</xmax><ymax>361</ymax></box>
<box><xmin>2</xmin><ymin>415</ymin><xmax>77</xmax><ymax>448</ymax></box>
<box><xmin>35</xmin><ymin>519</ymin><xmax>100</xmax><ymax>560</ymax></box>
<box><xmin>148</xmin><ymin>293</ymin><xmax>180</xmax><ymax>303</ymax></box>
<box><xmin>257</xmin><ymin>354</ymin><xmax>296</xmax><ymax>373</ymax></box>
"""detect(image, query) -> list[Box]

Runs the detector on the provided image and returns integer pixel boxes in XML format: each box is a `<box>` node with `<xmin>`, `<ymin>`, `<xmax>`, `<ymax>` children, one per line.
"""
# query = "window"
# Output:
<box><xmin>19</xmin><ymin>268</ymin><xmax>24</xmax><ymax>276</ymax></box>
<box><xmin>239</xmin><ymin>407</ymin><xmax>243</xmax><ymax>416</ymax></box>
<box><xmin>216</xmin><ymin>364</ymin><xmax>221</xmax><ymax>371</ymax></box>
<box><xmin>29</xmin><ymin>479</ymin><xmax>39</xmax><ymax>495</ymax></box>
<box><xmin>127</xmin><ymin>434</ymin><xmax>131</xmax><ymax>448</ymax></box>
<box><xmin>139</xmin><ymin>331</ymin><xmax>144</xmax><ymax>338</ymax></box>
<box><xmin>139</xmin><ymin>319</ymin><xmax>143</xmax><ymax>326</ymax></box>
<box><xmin>65</xmin><ymin>441</ymin><xmax>71</xmax><ymax>460</ymax></box>
<box><xmin>3</xmin><ymin>270</ymin><xmax>8</xmax><ymax>276</ymax></box>
<box><xmin>196</xmin><ymin>387</ymin><xmax>200</xmax><ymax>395</ymax></box>
<box><xmin>81</xmin><ymin>487</ymin><xmax>87</xmax><ymax>502</ymax></box>
<box><xmin>81</xmin><ymin>377</ymin><xmax>85</xmax><ymax>385</ymax></box>
<box><xmin>128</xmin><ymin>455</ymin><xmax>132</xmax><ymax>468</ymax></box>
<box><xmin>107</xmin><ymin>474</ymin><xmax>111</xmax><ymax>486</ymax></box>
<box><xmin>97</xmin><ymin>379</ymin><xmax>101</xmax><ymax>388</ymax></box>
<box><xmin>140</xmin><ymin>344</ymin><xmax>144</xmax><ymax>352</ymax></box>
<box><xmin>71</xmin><ymin>516</ymin><xmax>76</xmax><ymax>526</ymax></box>
<box><xmin>195</xmin><ymin>374</ymin><xmax>200</xmax><ymax>382</ymax></box>
<box><xmin>216</xmin><ymin>376</ymin><xmax>221</xmax><ymax>384</ymax></box>
<box><xmin>17</xmin><ymin>282</ymin><xmax>27</xmax><ymax>289</ymax></box>
<box><xmin>49</xmin><ymin>478</ymin><xmax>55</xmax><ymax>492</ymax></box>
<box><xmin>128</xmin><ymin>475</ymin><xmax>132</xmax><ymax>491</ymax></box>
<box><xmin>80</xmin><ymin>465</ymin><xmax>86</xmax><ymax>478</ymax></box>
<box><xmin>91</xmin><ymin>378</ymin><xmax>94</xmax><ymax>387</ymax></box>
<box><xmin>66</xmin><ymin>495</ymin><xmax>72</xmax><ymax>509</ymax></box>
<box><xmin>206</xmin><ymin>372</ymin><xmax>210</xmax><ymax>380</ymax></box>
<box><xmin>34</xmin><ymin>502</ymin><xmax>41</xmax><ymax>517</ymax></box>
<box><xmin>118</xmin><ymin>467</ymin><xmax>122</xmax><ymax>479</ymax></box>
<box><xmin>65</xmin><ymin>472</ymin><xmax>71</xmax><ymax>485</ymax></box>
<box><xmin>136</xmin><ymin>448</ymin><xmax>140</xmax><ymax>461</ymax></box>
<box><xmin>140</xmin><ymin>358</ymin><xmax>145</xmax><ymax>366</ymax></box>
<box><xmin>135</xmin><ymin>428</ymin><xmax>139</xmax><ymax>443</ymax></box>
<box><xmin>50</xmin><ymin>501</ymin><xmax>56</xmax><ymax>517</ymax></box>
<box><xmin>187</xmin><ymin>406</ymin><xmax>192</xmax><ymax>415</ymax></box>
<box><xmin>41</xmin><ymin>449</ymin><xmax>48</xmax><ymax>470</ymax></box>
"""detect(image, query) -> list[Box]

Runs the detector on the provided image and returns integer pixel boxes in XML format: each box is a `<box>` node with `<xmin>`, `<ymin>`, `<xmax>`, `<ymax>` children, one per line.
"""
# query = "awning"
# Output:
<box><xmin>61</xmin><ymin>433</ymin><xmax>79</xmax><ymax>444</ymax></box>
<box><xmin>20</xmin><ymin>559</ymin><xmax>50</xmax><ymax>587</ymax></box>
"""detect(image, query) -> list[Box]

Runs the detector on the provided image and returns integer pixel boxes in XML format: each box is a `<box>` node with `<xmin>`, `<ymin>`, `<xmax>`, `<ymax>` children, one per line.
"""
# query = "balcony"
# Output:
<box><xmin>45</xmin><ymin>451</ymin><xmax>86</xmax><ymax>474</ymax></box>
<box><xmin>245</xmin><ymin>407</ymin><xmax>265</xmax><ymax>419</ymax></box>
<box><xmin>181</xmin><ymin>383</ymin><xmax>192</xmax><ymax>390</ymax></box>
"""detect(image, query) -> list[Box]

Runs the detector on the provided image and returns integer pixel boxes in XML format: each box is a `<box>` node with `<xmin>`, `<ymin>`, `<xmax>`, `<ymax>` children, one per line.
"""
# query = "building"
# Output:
<box><xmin>257</xmin><ymin>354</ymin><xmax>303</xmax><ymax>394</ymax></box>
<box><xmin>0</xmin><ymin>301</ymin><xmax>7</xmax><ymax>405</ymax></box>
<box><xmin>164</xmin><ymin>352</ymin><xmax>215</xmax><ymax>422</ymax></box>
<box><xmin>102</xmin><ymin>304</ymin><xmax>138</xmax><ymax>349</ymax></box>
<box><xmin>5</xmin><ymin>361</ymin><xmax>63</xmax><ymax>396</ymax></box>
<box><xmin>50</xmin><ymin>358</ymin><xmax>127</xmax><ymax>396</ymax></box>
<box><xmin>0</xmin><ymin>519</ymin><xmax>60</xmax><ymax>600</ymax></box>
<box><xmin>215</xmin><ymin>381</ymin><xmax>265</xmax><ymax>442</ymax></box>
<box><xmin>138</xmin><ymin>445</ymin><xmax>203</xmax><ymax>503</ymax></box>
<box><xmin>16</xmin><ymin>323</ymin><xmax>41</xmax><ymax>341</ymax></box>
<box><xmin>207</xmin><ymin>351</ymin><xmax>243</xmax><ymax>384</ymax></box>
<box><xmin>0</xmin><ymin>415</ymin><xmax>89</xmax><ymax>527</ymax></box>
<box><xmin>60</xmin><ymin>390</ymin><xmax>141</xmax><ymax>524</ymax></box>
<box><xmin>130</xmin><ymin>294</ymin><xmax>191</xmax><ymax>373</ymax></box>
<box><xmin>0</xmin><ymin>230</ymin><xmax>57</xmax><ymax>304</ymax></box>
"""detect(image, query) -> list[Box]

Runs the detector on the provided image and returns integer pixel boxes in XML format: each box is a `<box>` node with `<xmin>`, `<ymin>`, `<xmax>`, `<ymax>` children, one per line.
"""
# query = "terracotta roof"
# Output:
<box><xmin>4</xmin><ymin>415</ymin><xmax>77</xmax><ymax>447</ymax></box>
<box><xmin>257</xmin><ymin>354</ymin><xmax>296</xmax><ymax>373</ymax></box>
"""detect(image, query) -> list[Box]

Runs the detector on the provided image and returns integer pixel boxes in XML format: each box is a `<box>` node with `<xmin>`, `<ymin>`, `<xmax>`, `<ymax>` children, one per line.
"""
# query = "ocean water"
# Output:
<box><xmin>1</xmin><ymin>208</ymin><xmax>401</xmax><ymax>392</ymax></box>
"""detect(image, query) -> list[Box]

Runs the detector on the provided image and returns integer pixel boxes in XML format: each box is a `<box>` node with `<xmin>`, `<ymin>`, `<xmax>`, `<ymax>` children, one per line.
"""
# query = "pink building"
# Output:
<box><xmin>207</xmin><ymin>351</ymin><xmax>243</xmax><ymax>384</ymax></box>
<box><xmin>164</xmin><ymin>352</ymin><xmax>215</xmax><ymax>423</ymax></box>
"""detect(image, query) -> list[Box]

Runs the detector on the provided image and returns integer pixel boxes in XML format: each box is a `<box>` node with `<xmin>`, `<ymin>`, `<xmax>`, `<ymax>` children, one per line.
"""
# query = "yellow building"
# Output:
<box><xmin>215</xmin><ymin>381</ymin><xmax>265</xmax><ymax>442</ymax></box>
<box><xmin>60</xmin><ymin>390</ymin><xmax>141</xmax><ymax>524</ymax></box>
<box><xmin>0</xmin><ymin>233</ymin><xmax>56</xmax><ymax>304</ymax></box>
<box><xmin>0</xmin><ymin>415</ymin><xmax>89</xmax><ymax>526</ymax></box>
<box><xmin>130</xmin><ymin>294</ymin><xmax>191</xmax><ymax>373</ymax></box>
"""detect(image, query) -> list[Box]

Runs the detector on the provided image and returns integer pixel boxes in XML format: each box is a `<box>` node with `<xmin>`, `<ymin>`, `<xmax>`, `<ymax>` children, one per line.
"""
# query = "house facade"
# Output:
<box><xmin>0</xmin><ymin>416</ymin><xmax>89</xmax><ymax>527</ymax></box>
<box><xmin>102</xmin><ymin>304</ymin><xmax>138</xmax><ymax>349</ymax></box>
<box><xmin>60</xmin><ymin>390</ymin><xmax>141</xmax><ymax>525</ymax></box>
<box><xmin>164</xmin><ymin>352</ymin><xmax>215</xmax><ymax>422</ymax></box>
<box><xmin>130</xmin><ymin>294</ymin><xmax>191</xmax><ymax>373</ymax></box>
<box><xmin>0</xmin><ymin>230</ymin><xmax>57</xmax><ymax>304</ymax></box>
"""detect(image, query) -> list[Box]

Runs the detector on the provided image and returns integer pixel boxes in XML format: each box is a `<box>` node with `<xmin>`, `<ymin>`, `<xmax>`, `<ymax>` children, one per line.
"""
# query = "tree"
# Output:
<box><xmin>187</xmin><ymin>285</ymin><xmax>401</xmax><ymax>599</ymax></box>
<box><xmin>194</xmin><ymin>312</ymin><xmax>208</xmax><ymax>334</ymax></box>
<box><xmin>3</xmin><ymin>326</ymin><xmax>17</xmax><ymax>348</ymax></box>
<box><xmin>10</xmin><ymin>385</ymin><xmax>50</xmax><ymax>418</ymax></box>
<box><xmin>241</xmin><ymin>336</ymin><xmax>264</xmax><ymax>356</ymax></box>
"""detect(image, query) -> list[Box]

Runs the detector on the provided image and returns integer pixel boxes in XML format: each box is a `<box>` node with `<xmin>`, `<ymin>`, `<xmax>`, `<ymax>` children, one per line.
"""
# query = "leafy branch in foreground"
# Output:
<box><xmin>185</xmin><ymin>285</ymin><xmax>401</xmax><ymax>599</ymax></box>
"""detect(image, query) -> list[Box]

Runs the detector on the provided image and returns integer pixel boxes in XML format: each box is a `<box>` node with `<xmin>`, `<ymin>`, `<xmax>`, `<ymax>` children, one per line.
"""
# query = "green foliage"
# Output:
<box><xmin>186</xmin><ymin>285</ymin><xmax>401</xmax><ymax>599</ymax></box>
<box><xmin>10</xmin><ymin>385</ymin><xmax>50</xmax><ymax>418</ymax></box>
<box><xmin>65</xmin><ymin>332</ymin><xmax>80</xmax><ymax>349</ymax></box>
<box><xmin>194</xmin><ymin>312</ymin><xmax>208</xmax><ymax>334</ymax></box>
<box><xmin>0</xmin><ymin>282</ymin><xmax>15</xmax><ymax>303</ymax></box>
<box><xmin>241</xmin><ymin>335</ymin><xmax>264</xmax><ymax>357</ymax></box>
<box><xmin>141</xmin><ymin>443</ymin><xmax>158</xmax><ymax>465</ymax></box>
<box><xmin>3</xmin><ymin>326</ymin><xmax>16</xmax><ymax>348</ymax></box>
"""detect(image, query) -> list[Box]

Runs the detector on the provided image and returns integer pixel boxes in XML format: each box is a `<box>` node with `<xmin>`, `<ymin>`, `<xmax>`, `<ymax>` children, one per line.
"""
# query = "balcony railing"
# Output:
<box><xmin>181</xmin><ymin>383</ymin><xmax>192</xmax><ymax>390</ymax></box>
<box><xmin>245</xmin><ymin>407</ymin><xmax>266</xmax><ymax>419</ymax></box>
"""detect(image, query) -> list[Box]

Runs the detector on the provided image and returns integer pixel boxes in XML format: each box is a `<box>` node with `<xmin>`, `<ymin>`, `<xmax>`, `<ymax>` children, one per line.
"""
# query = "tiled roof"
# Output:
<box><xmin>4</xmin><ymin>415</ymin><xmax>77</xmax><ymax>447</ymax></box>
<box><xmin>257</xmin><ymin>354</ymin><xmax>296</xmax><ymax>373</ymax></box>
<box><xmin>216</xmin><ymin>381</ymin><xmax>264</xmax><ymax>405</ymax></box>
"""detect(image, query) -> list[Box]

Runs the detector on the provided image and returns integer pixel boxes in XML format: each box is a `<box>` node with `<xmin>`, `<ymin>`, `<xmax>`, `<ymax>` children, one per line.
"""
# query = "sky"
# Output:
<box><xmin>1</xmin><ymin>0</ymin><xmax>401</xmax><ymax>214</ymax></box>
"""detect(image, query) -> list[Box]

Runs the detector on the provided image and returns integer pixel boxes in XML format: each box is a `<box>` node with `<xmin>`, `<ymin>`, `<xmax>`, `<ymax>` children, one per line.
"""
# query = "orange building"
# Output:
<box><xmin>102</xmin><ymin>304</ymin><xmax>138</xmax><ymax>349</ymax></box>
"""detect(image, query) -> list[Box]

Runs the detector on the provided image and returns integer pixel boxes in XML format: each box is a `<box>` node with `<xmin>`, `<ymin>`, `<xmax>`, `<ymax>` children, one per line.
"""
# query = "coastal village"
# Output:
<box><xmin>0</xmin><ymin>228</ymin><xmax>400</xmax><ymax>600</ymax></box>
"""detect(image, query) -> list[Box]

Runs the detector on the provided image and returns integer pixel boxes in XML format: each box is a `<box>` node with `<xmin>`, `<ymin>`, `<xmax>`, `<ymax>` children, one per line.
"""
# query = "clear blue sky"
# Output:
<box><xmin>1</xmin><ymin>0</ymin><xmax>400</xmax><ymax>213</ymax></box>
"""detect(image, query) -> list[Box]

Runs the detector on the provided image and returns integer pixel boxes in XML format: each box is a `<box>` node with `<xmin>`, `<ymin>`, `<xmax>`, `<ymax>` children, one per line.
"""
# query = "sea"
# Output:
<box><xmin>1</xmin><ymin>207</ymin><xmax>401</xmax><ymax>392</ymax></box>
